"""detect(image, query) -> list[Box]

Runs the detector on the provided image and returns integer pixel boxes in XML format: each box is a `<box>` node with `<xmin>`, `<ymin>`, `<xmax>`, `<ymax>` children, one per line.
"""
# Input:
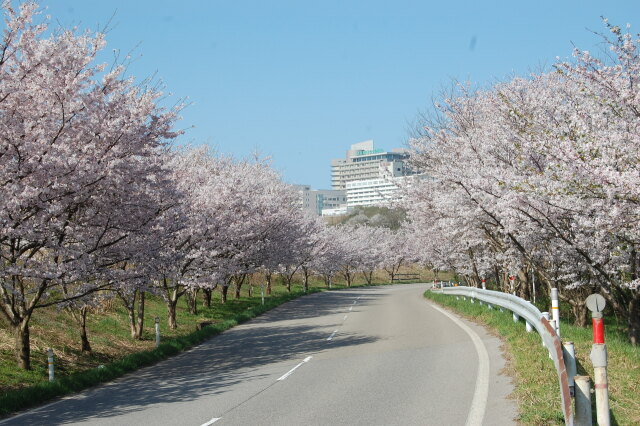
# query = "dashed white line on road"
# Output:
<box><xmin>349</xmin><ymin>306</ymin><xmax>353</xmax><ymax>311</ymax></box>
<box><xmin>327</xmin><ymin>330</ymin><xmax>338</xmax><ymax>341</ymax></box>
<box><xmin>277</xmin><ymin>356</ymin><xmax>313</xmax><ymax>381</ymax></box>
<box><xmin>352</xmin><ymin>300</ymin><xmax>357</xmax><ymax>304</ymax></box>
<box><xmin>200</xmin><ymin>417</ymin><xmax>221</xmax><ymax>426</ymax></box>
<box><xmin>343</xmin><ymin>315</ymin><xmax>348</xmax><ymax>321</ymax></box>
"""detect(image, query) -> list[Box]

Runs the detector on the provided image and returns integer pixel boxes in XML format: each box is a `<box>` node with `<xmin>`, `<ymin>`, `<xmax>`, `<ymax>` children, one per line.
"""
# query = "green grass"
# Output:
<box><xmin>424</xmin><ymin>291</ymin><xmax>640</xmax><ymax>425</ymax></box>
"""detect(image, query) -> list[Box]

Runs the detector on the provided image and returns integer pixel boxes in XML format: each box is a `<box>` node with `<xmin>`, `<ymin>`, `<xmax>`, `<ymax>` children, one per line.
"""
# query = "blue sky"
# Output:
<box><xmin>14</xmin><ymin>1</ymin><xmax>640</xmax><ymax>188</ymax></box>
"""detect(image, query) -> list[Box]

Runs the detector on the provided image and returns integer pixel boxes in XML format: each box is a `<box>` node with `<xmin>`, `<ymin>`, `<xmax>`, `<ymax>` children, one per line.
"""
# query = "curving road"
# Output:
<box><xmin>2</xmin><ymin>283</ymin><xmax>517</xmax><ymax>425</ymax></box>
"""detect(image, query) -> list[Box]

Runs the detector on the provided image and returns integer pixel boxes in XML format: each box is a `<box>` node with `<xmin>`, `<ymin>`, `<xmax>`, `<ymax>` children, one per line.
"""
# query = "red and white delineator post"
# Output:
<box><xmin>586</xmin><ymin>293</ymin><xmax>610</xmax><ymax>426</ymax></box>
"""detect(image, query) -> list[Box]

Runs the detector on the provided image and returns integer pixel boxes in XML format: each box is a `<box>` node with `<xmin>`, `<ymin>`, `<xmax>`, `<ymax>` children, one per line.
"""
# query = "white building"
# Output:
<box><xmin>345</xmin><ymin>177</ymin><xmax>403</xmax><ymax>207</ymax></box>
<box><xmin>294</xmin><ymin>185</ymin><xmax>347</xmax><ymax>216</ymax></box>
<box><xmin>331</xmin><ymin>140</ymin><xmax>412</xmax><ymax>190</ymax></box>
<box><xmin>321</xmin><ymin>206</ymin><xmax>351</xmax><ymax>216</ymax></box>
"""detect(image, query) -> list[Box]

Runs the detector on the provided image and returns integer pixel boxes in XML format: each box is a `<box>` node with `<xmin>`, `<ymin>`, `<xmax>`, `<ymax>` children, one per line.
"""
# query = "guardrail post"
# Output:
<box><xmin>47</xmin><ymin>348</ymin><xmax>54</xmax><ymax>382</ymax></box>
<box><xmin>541</xmin><ymin>312</ymin><xmax>550</xmax><ymax>347</ymax></box>
<box><xmin>512</xmin><ymin>312</ymin><xmax>519</xmax><ymax>322</ymax></box>
<box><xmin>487</xmin><ymin>303</ymin><xmax>493</xmax><ymax>310</ymax></box>
<box><xmin>562</xmin><ymin>341</ymin><xmax>576</xmax><ymax>397</ymax></box>
<box><xmin>525</xmin><ymin>321</ymin><xmax>533</xmax><ymax>332</ymax></box>
<box><xmin>574</xmin><ymin>376</ymin><xmax>592</xmax><ymax>426</ymax></box>
<box><xmin>551</xmin><ymin>287</ymin><xmax>560</xmax><ymax>336</ymax></box>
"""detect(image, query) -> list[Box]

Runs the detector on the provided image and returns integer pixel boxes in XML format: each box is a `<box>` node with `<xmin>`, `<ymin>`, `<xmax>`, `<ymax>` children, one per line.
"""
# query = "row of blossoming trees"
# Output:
<box><xmin>404</xmin><ymin>21</ymin><xmax>640</xmax><ymax>344</ymax></box>
<box><xmin>0</xmin><ymin>3</ymin><xmax>419</xmax><ymax>369</ymax></box>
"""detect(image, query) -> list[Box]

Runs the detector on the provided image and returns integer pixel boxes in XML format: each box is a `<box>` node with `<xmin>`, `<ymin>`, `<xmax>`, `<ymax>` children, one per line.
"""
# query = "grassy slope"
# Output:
<box><xmin>425</xmin><ymin>291</ymin><xmax>639</xmax><ymax>425</ymax></box>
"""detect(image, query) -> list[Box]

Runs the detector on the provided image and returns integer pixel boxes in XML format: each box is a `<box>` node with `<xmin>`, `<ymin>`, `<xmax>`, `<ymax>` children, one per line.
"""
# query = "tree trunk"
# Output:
<box><xmin>167</xmin><ymin>300</ymin><xmax>178</xmax><ymax>330</ymax></box>
<box><xmin>79</xmin><ymin>307</ymin><xmax>92</xmax><ymax>353</ymax></box>
<box><xmin>571</xmin><ymin>302</ymin><xmax>590</xmax><ymax>327</ymax></box>
<box><xmin>203</xmin><ymin>289</ymin><xmax>212</xmax><ymax>308</ymax></box>
<box><xmin>135</xmin><ymin>292</ymin><xmax>145</xmax><ymax>340</ymax></box>
<box><xmin>187</xmin><ymin>288</ymin><xmax>198</xmax><ymax>315</ymax></box>
<box><xmin>516</xmin><ymin>270</ymin><xmax>531</xmax><ymax>300</ymax></box>
<box><xmin>221</xmin><ymin>285</ymin><xmax>229</xmax><ymax>304</ymax></box>
<box><xmin>302</xmin><ymin>267</ymin><xmax>310</xmax><ymax>293</ymax></box>
<box><xmin>119</xmin><ymin>288</ymin><xmax>142</xmax><ymax>339</ymax></box>
<box><xmin>14</xmin><ymin>319</ymin><xmax>31</xmax><ymax>370</ymax></box>
<box><xmin>629</xmin><ymin>292</ymin><xmax>640</xmax><ymax>346</ymax></box>
<box><xmin>234</xmin><ymin>274</ymin><xmax>246</xmax><ymax>299</ymax></box>
<box><xmin>363</xmin><ymin>271</ymin><xmax>373</xmax><ymax>285</ymax></box>
<box><xmin>266</xmin><ymin>273</ymin><xmax>272</xmax><ymax>295</ymax></box>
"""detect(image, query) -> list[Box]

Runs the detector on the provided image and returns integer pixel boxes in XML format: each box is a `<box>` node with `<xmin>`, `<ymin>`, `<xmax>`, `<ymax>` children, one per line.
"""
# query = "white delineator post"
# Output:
<box><xmin>47</xmin><ymin>348</ymin><xmax>55</xmax><ymax>382</ymax></box>
<box><xmin>531</xmin><ymin>270</ymin><xmax>536</xmax><ymax>304</ymax></box>
<box><xmin>155</xmin><ymin>316</ymin><xmax>161</xmax><ymax>348</ymax></box>
<box><xmin>551</xmin><ymin>287</ymin><xmax>560</xmax><ymax>336</ymax></box>
<box><xmin>261</xmin><ymin>283</ymin><xmax>265</xmax><ymax>305</ymax></box>
<box><xmin>481</xmin><ymin>278</ymin><xmax>486</xmax><ymax>290</ymax></box>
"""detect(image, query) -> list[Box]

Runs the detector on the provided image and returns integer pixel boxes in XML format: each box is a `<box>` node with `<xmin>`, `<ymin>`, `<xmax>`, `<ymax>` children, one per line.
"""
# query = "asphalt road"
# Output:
<box><xmin>2</xmin><ymin>283</ymin><xmax>517</xmax><ymax>425</ymax></box>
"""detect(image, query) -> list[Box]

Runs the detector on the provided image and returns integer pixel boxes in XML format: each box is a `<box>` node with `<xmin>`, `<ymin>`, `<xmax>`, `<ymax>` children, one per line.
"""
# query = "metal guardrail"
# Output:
<box><xmin>436</xmin><ymin>286</ymin><xmax>574</xmax><ymax>425</ymax></box>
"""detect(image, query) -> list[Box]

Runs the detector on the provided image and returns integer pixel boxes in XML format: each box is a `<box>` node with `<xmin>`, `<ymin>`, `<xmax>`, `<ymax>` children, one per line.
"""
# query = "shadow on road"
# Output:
<box><xmin>14</xmin><ymin>289</ymin><xmax>385</xmax><ymax>425</ymax></box>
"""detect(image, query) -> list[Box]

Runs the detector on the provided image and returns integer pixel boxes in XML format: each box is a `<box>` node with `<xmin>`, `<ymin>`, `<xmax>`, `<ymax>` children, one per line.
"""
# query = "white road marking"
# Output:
<box><xmin>353</xmin><ymin>300</ymin><xmax>357</xmax><ymax>304</ymax></box>
<box><xmin>357</xmin><ymin>296</ymin><xmax>361</xmax><ymax>300</ymax></box>
<box><xmin>349</xmin><ymin>306</ymin><xmax>353</xmax><ymax>311</ymax></box>
<box><xmin>343</xmin><ymin>315</ymin><xmax>348</xmax><ymax>321</ymax></box>
<box><xmin>200</xmin><ymin>417</ymin><xmax>221</xmax><ymax>426</ymax></box>
<box><xmin>277</xmin><ymin>356</ymin><xmax>313</xmax><ymax>381</ymax></box>
<box><xmin>327</xmin><ymin>330</ymin><xmax>338</xmax><ymax>341</ymax></box>
<box><xmin>428</xmin><ymin>302</ymin><xmax>489</xmax><ymax>426</ymax></box>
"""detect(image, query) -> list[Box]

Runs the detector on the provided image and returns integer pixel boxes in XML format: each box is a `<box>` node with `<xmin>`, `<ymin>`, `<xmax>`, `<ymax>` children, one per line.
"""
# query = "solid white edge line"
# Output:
<box><xmin>428</xmin><ymin>302</ymin><xmax>489</xmax><ymax>426</ymax></box>
<box><xmin>277</xmin><ymin>356</ymin><xmax>313</xmax><ymax>381</ymax></box>
<box><xmin>200</xmin><ymin>418</ymin><xmax>221</xmax><ymax>426</ymax></box>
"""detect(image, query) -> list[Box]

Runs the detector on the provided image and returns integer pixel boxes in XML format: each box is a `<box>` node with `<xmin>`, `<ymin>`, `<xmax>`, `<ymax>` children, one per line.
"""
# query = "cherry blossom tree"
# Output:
<box><xmin>0</xmin><ymin>2</ymin><xmax>182</xmax><ymax>368</ymax></box>
<box><xmin>407</xmin><ymin>21</ymin><xmax>640</xmax><ymax>343</ymax></box>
